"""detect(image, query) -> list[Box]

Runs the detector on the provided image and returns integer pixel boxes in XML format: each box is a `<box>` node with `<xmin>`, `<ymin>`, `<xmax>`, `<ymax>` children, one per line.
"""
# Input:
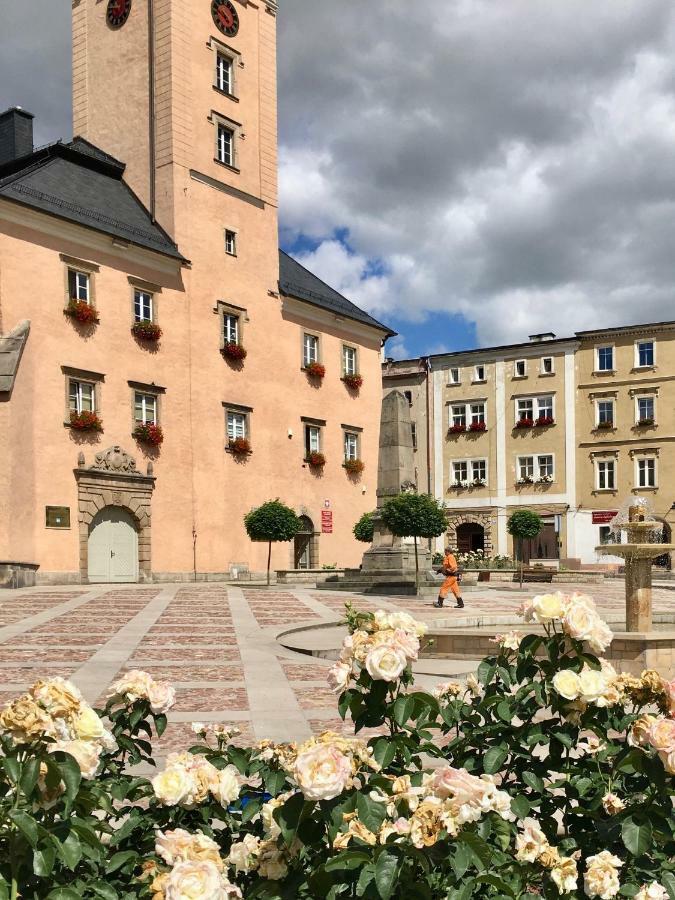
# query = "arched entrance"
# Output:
<box><xmin>456</xmin><ymin>522</ymin><xmax>485</xmax><ymax>554</ymax></box>
<box><xmin>88</xmin><ymin>507</ymin><xmax>139</xmax><ymax>583</ymax></box>
<box><xmin>294</xmin><ymin>515</ymin><xmax>317</xmax><ymax>569</ymax></box>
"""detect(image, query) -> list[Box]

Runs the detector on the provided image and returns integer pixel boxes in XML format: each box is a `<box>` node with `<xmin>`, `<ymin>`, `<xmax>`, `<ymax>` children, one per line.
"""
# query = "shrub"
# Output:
<box><xmin>69</xmin><ymin>410</ymin><xmax>103</xmax><ymax>432</ymax></box>
<box><xmin>244</xmin><ymin>499</ymin><xmax>301</xmax><ymax>585</ymax></box>
<box><xmin>508</xmin><ymin>509</ymin><xmax>544</xmax><ymax>587</ymax></box>
<box><xmin>344</xmin><ymin>458</ymin><xmax>365</xmax><ymax>475</ymax></box>
<box><xmin>342</xmin><ymin>373</ymin><xmax>363</xmax><ymax>390</ymax></box>
<box><xmin>304</xmin><ymin>362</ymin><xmax>326</xmax><ymax>379</ymax></box>
<box><xmin>223</xmin><ymin>342</ymin><xmax>248</xmax><ymax>361</ymax></box>
<box><xmin>133</xmin><ymin>423</ymin><xmax>164</xmax><ymax>446</ymax></box>
<box><xmin>132</xmin><ymin>320</ymin><xmax>162</xmax><ymax>341</ymax></box>
<box><xmin>0</xmin><ymin>597</ymin><xmax>673</xmax><ymax>898</ymax></box>
<box><xmin>382</xmin><ymin>492</ymin><xmax>447</xmax><ymax>587</ymax></box>
<box><xmin>353</xmin><ymin>511</ymin><xmax>375</xmax><ymax>543</ymax></box>
<box><xmin>64</xmin><ymin>299</ymin><xmax>99</xmax><ymax>325</ymax></box>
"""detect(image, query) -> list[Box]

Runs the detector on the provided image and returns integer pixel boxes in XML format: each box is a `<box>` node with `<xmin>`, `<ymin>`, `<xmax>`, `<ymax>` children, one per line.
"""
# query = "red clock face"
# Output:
<box><xmin>107</xmin><ymin>0</ymin><xmax>132</xmax><ymax>28</ymax></box>
<box><xmin>211</xmin><ymin>1</ymin><xmax>239</xmax><ymax>37</ymax></box>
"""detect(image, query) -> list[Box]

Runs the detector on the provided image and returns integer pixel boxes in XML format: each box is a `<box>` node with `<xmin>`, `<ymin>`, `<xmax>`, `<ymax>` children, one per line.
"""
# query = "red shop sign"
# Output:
<box><xmin>592</xmin><ymin>511</ymin><xmax>618</xmax><ymax>525</ymax></box>
<box><xmin>321</xmin><ymin>511</ymin><xmax>333</xmax><ymax>533</ymax></box>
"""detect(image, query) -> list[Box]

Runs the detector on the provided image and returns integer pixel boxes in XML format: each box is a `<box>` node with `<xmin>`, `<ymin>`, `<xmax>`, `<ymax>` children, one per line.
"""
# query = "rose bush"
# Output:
<box><xmin>0</xmin><ymin>593</ymin><xmax>674</xmax><ymax>898</ymax></box>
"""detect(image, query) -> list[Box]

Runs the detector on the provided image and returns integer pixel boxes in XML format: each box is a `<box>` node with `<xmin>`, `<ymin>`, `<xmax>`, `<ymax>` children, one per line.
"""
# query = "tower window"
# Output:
<box><xmin>303</xmin><ymin>333</ymin><xmax>319</xmax><ymax>367</ymax></box>
<box><xmin>134</xmin><ymin>290</ymin><xmax>154</xmax><ymax>323</ymax></box>
<box><xmin>217</xmin><ymin>124</ymin><xmax>234</xmax><ymax>167</ymax></box>
<box><xmin>216</xmin><ymin>53</ymin><xmax>233</xmax><ymax>95</ymax></box>
<box><xmin>68</xmin><ymin>270</ymin><xmax>90</xmax><ymax>303</ymax></box>
<box><xmin>225</xmin><ymin>229</ymin><xmax>237</xmax><ymax>256</ymax></box>
<box><xmin>224</xmin><ymin>313</ymin><xmax>239</xmax><ymax>345</ymax></box>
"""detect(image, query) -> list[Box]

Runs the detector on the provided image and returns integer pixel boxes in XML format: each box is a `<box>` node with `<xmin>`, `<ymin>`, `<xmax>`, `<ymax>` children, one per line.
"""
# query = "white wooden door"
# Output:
<box><xmin>88</xmin><ymin>508</ymin><xmax>139</xmax><ymax>583</ymax></box>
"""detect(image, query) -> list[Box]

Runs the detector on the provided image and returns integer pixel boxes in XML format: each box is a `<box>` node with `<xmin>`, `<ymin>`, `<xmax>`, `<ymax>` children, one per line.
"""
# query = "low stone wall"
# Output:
<box><xmin>0</xmin><ymin>562</ymin><xmax>39</xmax><ymax>589</ymax></box>
<box><xmin>468</xmin><ymin>570</ymin><xmax>604</xmax><ymax>584</ymax></box>
<box><xmin>277</xmin><ymin>569</ymin><xmax>347</xmax><ymax>584</ymax></box>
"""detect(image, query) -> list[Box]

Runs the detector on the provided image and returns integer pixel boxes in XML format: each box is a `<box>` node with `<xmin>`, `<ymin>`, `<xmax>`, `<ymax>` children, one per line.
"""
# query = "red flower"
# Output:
<box><xmin>344</xmin><ymin>458</ymin><xmax>365</xmax><ymax>474</ymax></box>
<box><xmin>306</xmin><ymin>451</ymin><xmax>326</xmax><ymax>467</ymax></box>
<box><xmin>305</xmin><ymin>362</ymin><xmax>326</xmax><ymax>379</ymax></box>
<box><xmin>132</xmin><ymin>320</ymin><xmax>162</xmax><ymax>342</ymax></box>
<box><xmin>449</xmin><ymin>424</ymin><xmax>467</xmax><ymax>434</ymax></box>
<box><xmin>64</xmin><ymin>300</ymin><xmax>99</xmax><ymax>325</ymax></box>
<box><xmin>515</xmin><ymin>418</ymin><xmax>534</xmax><ymax>429</ymax></box>
<box><xmin>229</xmin><ymin>437</ymin><xmax>251</xmax><ymax>455</ymax></box>
<box><xmin>133</xmin><ymin>423</ymin><xmax>164</xmax><ymax>446</ymax></box>
<box><xmin>535</xmin><ymin>416</ymin><xmax>555</xmax><ymax>427</ymax></box>
<box><xmin>69</xmin><ymin>411</ymin><xmax>103</xmax><ymax>432</ymax></box>
<box><xmin>342</xmin><ymin>373</ymin><xmax>363</xmax><ymax>390</ymax></box>
<box><xmin>469</xmin><ymin>421</ymin><xmax>487</xmax><ymax>432</ymax></box>
<box><xmin>222</xmin><ymin>342</ymin><xmax>248</xmax><ymax>361</ymax></box>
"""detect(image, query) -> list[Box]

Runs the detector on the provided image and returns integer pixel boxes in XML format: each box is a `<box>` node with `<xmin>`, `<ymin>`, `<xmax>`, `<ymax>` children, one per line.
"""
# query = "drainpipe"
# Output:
<box><xmin>423</xmin><ymin>355</ymin><xmax>433</xmax><ymax>551</ymax></box>
<box><xmin>148</xmin><ymin>0</ymin><xmax>156</xmax><ymax>221</ymax></box>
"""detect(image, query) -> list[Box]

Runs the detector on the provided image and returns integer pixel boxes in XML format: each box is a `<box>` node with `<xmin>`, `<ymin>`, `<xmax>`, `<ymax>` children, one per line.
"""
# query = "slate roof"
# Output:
<box><xmin>0</xmin><ymin>138</ymin><xmax>185</xmax><ymax>261</ymax></box>
<box><xmin>278</xmin><ymin>250</ymin><xmax>395</xmax><ymax>337</ymax></box>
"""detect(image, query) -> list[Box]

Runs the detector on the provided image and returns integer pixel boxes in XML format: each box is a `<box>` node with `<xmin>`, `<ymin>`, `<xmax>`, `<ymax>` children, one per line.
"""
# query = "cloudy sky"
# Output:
<box><xmin>5</xmin><ymin>1</ymin><xmax>675</xmax><ymax>357</ymax></box>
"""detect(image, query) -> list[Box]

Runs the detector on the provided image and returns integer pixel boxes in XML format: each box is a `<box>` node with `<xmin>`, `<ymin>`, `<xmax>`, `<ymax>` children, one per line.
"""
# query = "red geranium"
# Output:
<box><xmin>133</xmin><ymin>423</ymin><xmax>164</xmax><ymax>446</ymax></box>
<box><xmin>223</xmin><ymin>342</ymin><xmax>248</xmax><ymax>361</ymax></box>
<box><xmin>69</xmin><ymin>411</ymin><xmax>103</xmax><ymax>432</ymax></box>
<box><xmin>469</xmin><ymin>421</ymin><xmax>487</xmax><ymax>432</ymax></box>
<box><xmin>229</xmin><ymin>437</ymin><xmax>251</xmax><ymax>455</ymax></box>
<box><xmin>342</xmin><ymin>374</ymin><xmax>363</xmax><ymax>390</ymax></box>
<box><xmin>449</xmin><ymin>424</ymin><xmax>466</xmax><ymax>434</ymax></box>
<box><xmin>65</xmin><ymin>300</ymin><xmax>99</xmax><ymax>325</ymax></box>
<box><xmin>305</xmin><ymin>362</ymin><xmax>326</xmax><ymax>379</ymax></box>
<box><xmin>132</xmin><ymin>320</ymin><xmax>162</xmax><ymax>342</ymax></box>
<box><xmin>535</xmin><ymin>416</ymin><xmax>555</xmax><ymax>427</ymax></box>
<box><xmin>344</xmin><ymin>458</ymin><xmax>365</xmax><ymax>474</ymax></box>
<box><xmin>306</xmin><ymin>451</ymin><xmax>326</xmax><ymax>467</ymax></box>
<box><xmin>515</xmin><ymin>418</ymin><xmax>534</xmax><ymax>429</ymax></box>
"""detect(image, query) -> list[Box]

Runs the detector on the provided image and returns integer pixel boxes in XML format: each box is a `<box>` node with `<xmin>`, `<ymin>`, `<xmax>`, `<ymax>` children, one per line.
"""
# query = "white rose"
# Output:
<box><xmin>587</xmin><ymin>619</ymin><xmax>613</xmax><ymax>654</ymax></box>
<box><xmin>191</xmin><ymin>722</ymin><xmax>207</xmax><ymax>735</ymax></box>
<box><xmin>147</xmin><ymin>679</ymin><xmax>176</xmax><ymax>714</ymax></box>
<box><xmin>551</xmin><ymin>857</ymin><xmax>578</xmax><ymax>894</ymax></box>
<box><xmin>515</xmin><ymin>819</ymin><xmax>549</xmax><ymax>863</ymax></box>
<box><xmin>365</xmin><ymin>644</ymin><xmax>408</xmax><ymax>682</ymax></box>
<box><xmin>152</xmin><ymin>764</ymin><xmax>195</xmax><ymax>807</ymax></box>
<box><xmin>532</xmin><ymin>592</ymin><xmax>566</xmax><ymax>623</ymax></box>
<box><xmin>584</xmin><ymin>850</ymin><xmax>623</xmax><ymax>900</ymax></box>
<box><xmin>327</xmin><ymin>661</ymin><xmax>351</xmax><ymax>694</ymax></box>
<box><xmin>563</xmin><ymin>602</ymin><xmax>597</xmax><ymax>642</ymax></box>
<box><xmin>391</xmin><ymin>628</ymin><xmax>420</xmax><ymax>661</ymax></box>
<box><xmin>164</xmin><ymin>860</ymin><xmax>234</xmax><ymax>900</ymax></box>
<box><xmin>552</xmin><ymin>670</ymin><xmax>582</xmax><ymax>701</ymax></box>
<box><xmin>293</xmin><ymin>743</ymin><xmax>352</xmax><ymax>801</ymax></box>
<box><xmin>49</xmin><ymin>739</ymin><xmax>102</xmax><ymax>779</ymax></box>
<box><xmin>227</xmin><ymin>834</ymin><xmax>260</xmax><ymax>874</ymax></box>
<box><xmin>635</xmin><ymin>884</ymin><xmax>668</xmax><ymax>900</ymax></box>
<box><xmin>602</xmin><ymin>793</ymin><xmax>625</xmax><ymax>816</ymax></box>
<box><xmin>579</xmin><ymin>668</ymin><xmax>610</xmax><ymax>703</ymax></box>
<box><xmin>210</xmin><ymin>765</ymin><xmax>240</xmax><ymax>806</ymax></box>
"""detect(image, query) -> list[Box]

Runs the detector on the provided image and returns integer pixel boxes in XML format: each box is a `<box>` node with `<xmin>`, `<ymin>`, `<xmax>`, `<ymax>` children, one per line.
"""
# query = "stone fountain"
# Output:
<box><xmin>596</xmin><ymin>497</ymin><xmax>675</xmax><ymax>632</ymax></box>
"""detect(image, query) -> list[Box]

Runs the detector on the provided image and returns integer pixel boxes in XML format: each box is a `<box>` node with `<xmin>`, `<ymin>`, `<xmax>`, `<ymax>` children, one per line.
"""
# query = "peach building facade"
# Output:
<box><xmin>0</xmin><ymin>0</ymin><xmax>392</xmax><ymax>586</ymax></box>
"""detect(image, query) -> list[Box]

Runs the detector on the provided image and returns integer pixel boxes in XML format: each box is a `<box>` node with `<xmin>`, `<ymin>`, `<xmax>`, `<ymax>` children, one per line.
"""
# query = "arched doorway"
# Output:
<box><xmin>88</xmin><ymin>507</ymin><xmax>139</xmax><ymax>583</ymax></box>
<box><xmin>294</xmin><ymin>515</ymin><xmax>316</xmax><ymax>570</ymax></box>
<box><xmin>456</xmin><ymin>522</ymin><xmax>485</xmax><ymax>554</ymax></box>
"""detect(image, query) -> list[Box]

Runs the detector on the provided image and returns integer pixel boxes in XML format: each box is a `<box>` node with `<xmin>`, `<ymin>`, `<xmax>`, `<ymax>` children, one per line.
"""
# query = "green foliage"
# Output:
<box><xmin>506</xmin><ymin>509</ymin><xmax>543</xmax><ymax>541</ymax></box>
<box><xmin>381</xmin><ymin>493</ymin><xmax>447</xmax><ymax>540</ymax></box>
<box><xmin>244</xmin><ymin>499</ymin><xmax>301</xmax><ymax>544</ymax></box>
<box><xmin>353</xmin><ymin>511</ymin><xmax>375</xmax><ymax>543</ymax></box>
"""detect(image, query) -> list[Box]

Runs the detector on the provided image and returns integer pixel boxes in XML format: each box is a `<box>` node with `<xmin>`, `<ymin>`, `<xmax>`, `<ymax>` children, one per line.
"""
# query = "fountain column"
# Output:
<box><xmin>624</xmin><ymin>555</ymin><xmax>653</xmax><ymax>632</ymax></box>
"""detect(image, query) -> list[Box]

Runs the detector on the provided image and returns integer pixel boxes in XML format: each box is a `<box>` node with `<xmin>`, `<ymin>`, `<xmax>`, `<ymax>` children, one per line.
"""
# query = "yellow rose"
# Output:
<box><xmin>578</xmin><ymin>668</ymin><xmax>610</xmax><ymax>703</ymax></box>
<box><xmin>628</xmin><ymin>715</ymin><xmax>658</xmax><ymax>747</ymax></box>
<box><xmin>584</xmin><ymin>851</ymin><xmax>623</xmax><ymax>900</ymax></box>
<box><xmin>532</xmin><ymin>592</ymin><xmax>566</xmax><ymax>623</ymax></box>
<box><xmin>164</xmin><ymin>860</ymin><xmax>240</xmax><ymax>900</ymax></box>
<box><xmin>648</xmin><ymin>717</ymin><xmax>675</xmax><ymax>753</ymax></box>
<box><xmin>551</xmin><ymin>857</ymin><xmax>578</xmax><ymax>894</ymax></box>
<box><xmin>635</xmin><ymin>884</ymin><xmax>668</xmax><ymax>900</ymax></box>
<box><xmin>72</xmin><ymin>705</ymin><xmax>106</xmax><ymax>741</ymax></box>
<box><xmin>31</xmin><ymin>678</ymin><xmax>82</xmax><ymax>717</ymax></box>
<box><xmin>209</xmin><ymin>765</ymin><xmax>240</xmax><ymax>807</ymax></box>
<box><xmin>227</xmin><ymin>834</ymin><xmax>260</xmax><ymax>874</ymax></box>
<box><xmin>0</xmin><ymin>696</ymin><xmax>54</xmax><ymax>742</ymax></box>
<box><xmin>50</xmin><ymin>739</ymin><xmax>102</xmax><ymax>779</ymax></box>
<box><xmin>152</xmin><ymin>765</ymin><xmax>195</xmax><ymax>807</ymax></box>
<box><xmin>515</xmin><ymin>818</ymin><xmax>549</xmax><ymax>863</ymax></box>
<box><xmin>552</xmin><ymin>670</ymin><xmax>582</xmax><ymax>701</ymax></box>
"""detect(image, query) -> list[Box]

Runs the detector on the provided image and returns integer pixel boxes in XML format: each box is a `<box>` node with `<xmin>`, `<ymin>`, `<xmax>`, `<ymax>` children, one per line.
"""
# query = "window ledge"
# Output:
<box><xmin>214</xmin><ymin>158</ymin><xmax>241</xmax><ymax>174</ymax></box>
<box><xmin>633</xmin><ymin>486</ymin><xmax>658</xmax><ymax>493</ymax></box>
<box><xmin>593</xmin><ymin>427</ymin><xmax>617</xmax><ymax>434</ymax></box>
<box><xmin>512</xmin><ymin>375</ymin><xmax>528</xmax><ymax>380</ymax></box>
<box><xmin>593</xmin><ymin>370</ymin><xmax>616</xmax><ymax>376</ymax></box>
<box><xmin>632</xmin><ymin>365</ymin><xmax>657</xmax><ymax>373</ymax></box>
<box><xmin>539</xmin><ymin>372</ymin><xmax>556</xmax><ymax>377</ymax></box>
<box><xmin>471</xmin><ymin>379</ymin><xmax>487</xmax><ymax>385</ymax></box>
<box><xmin>592</xmin><ymin>489</ymin><xmax>618</xmax><ymax>496</ymax></box>
<box><xmin>213</xmin><ymin>86</ymin><xmax>240</xmax><ymax>103</ymax></box>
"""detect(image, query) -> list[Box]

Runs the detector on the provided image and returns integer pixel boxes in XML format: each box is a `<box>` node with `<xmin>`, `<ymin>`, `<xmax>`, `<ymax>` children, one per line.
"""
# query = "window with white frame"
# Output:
<box><xmin>223</xmin><ymin>313</ymin><xmax>239</xmax><ymax>345</ymax></box>
<box><xmin>470</xmin><ymin>402</ymin><xmax>486</xmax><ymax>425</ymax></box>
<box><xmin>538</xmin><ymin>396</ymin><xmax>554</xmax><ymax>419</ymax></box>
<box><xmin>343</xmin><ymin>345</ymin><xmax>357</xmax><ymax>376</ymax></box>
<box><xmin>452</xmin><ymin>461</ymin><xmax>469</xmax><ymax>484</ymax></box>
<box><xmin>134</xmin><ymin>392</ymin><xmax>158</xmax><ymax>425</ymax></box>
<box><xmin>637</xmin><ymin>457</ymin><xmax>656</xmax><ymax>488</ymax></box>
<box><xmin>134</xmin><ymin>289</ymin><xmax>153</xmax><ymax>323</ymax></box>
<box><xmin>474</xmin><ymin>364</ymin><xmax>486</xmax><ymax>382</ymax></box>
<box><xmin>305</xmin><ymin>424</ymin><xmax>321</xmax><ymax>456</ymax></box>
<box><xmin>636</xmin><ymin>396</ymin><xmax>655</xmax><ymax>424</ymax></box>
<box><xmin>448</xmin><ymin>367</ymin><xmax>460</xmax><ymax>385</ymax></box>
<box><xmin>68</xmin><ymin>270</ymin><xmax>90</xmax><ymax>303</ymax></box>
<box><xmin>216</xmin><ymin>53</ymin><xmax>234</xmax><ymax>94</ymax></box>
<box><xmin>636</xmin><ymin>339</ymin><xmax>655</xmax><ymax>368</ymax></box>
<box><xmin>541</xmin><ymin>356</ymin><xmax>554</xmax><ymax>375</ymax></box>
<box><xmin>217</xmin><ymin>123</ymin><xmax>235</xmax><ymax>167</ymax></box>
<box><xmin>303</xmin><ymin>334</ymin><xmax>319</xmax><ymax>367</ymax></box>
<box><xmin>515</xmin><ymin>359</ymin><xmax>527</xmax><ymax>377</ymax></box>
<box><xmin>517</xmin><ymin>398</ymin><xmax>534</xmax><ymax>422</ymax></box>
<box><xmin>596</xmin><ymin>346</ymin><xmax>614</xmax><ymax>372</ymax></box>
<box><xmin>69</xmin><ymin>379</ymin><xmax>95</xmax><ymax>414</ymax></box>
<box><xmin>471</xmin><ymin>459</ymin><xmax>487</xmax><ymax>483</ymax></box>
<box><xmin>227</xmin><ymin>411</ymin><xmax>247</xmax><ymax>441</ymax></box>
<box><xmin>224</xmin><ymin>229</ymin><xmax>237</xmax><ymax>256</ymax></box>
<box><xmin>344</xmin><ymin>431</ymin><xmax>359</xmax><ymax>461</ymax></box>
<box><xmin>596</xmin><ymin>459</ymin><xmax>616</xmax><ymax>491</ymax></box>
<box><xmin>518</xmin><ymin>456</ymin><xmax>535</xmax><ymax>481</ymax></box>
<box><xmin>596</xmin><ymin>399</ymin><xmax>615</xmax><ymax>427</ymax></box>
<box><xmin>538</xmin><ymin>454</ymin><xmax>554</xmax><ymax>479</ymax></box>
<box><xmin>451</xmin><ymin>405</ymin><xmax>467</xmax><ymax>428</ymax></box>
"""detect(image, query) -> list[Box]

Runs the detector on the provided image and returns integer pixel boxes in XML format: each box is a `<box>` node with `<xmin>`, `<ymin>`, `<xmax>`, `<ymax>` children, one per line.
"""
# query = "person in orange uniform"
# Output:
<box><xmin>434</xmin><ymin>546</ymin><xmax>465</xmax><ymax>609</ymax></box>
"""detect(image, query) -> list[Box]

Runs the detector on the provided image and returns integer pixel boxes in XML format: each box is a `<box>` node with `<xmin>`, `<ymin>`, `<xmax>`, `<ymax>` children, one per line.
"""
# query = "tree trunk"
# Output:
<box><xmin>414</xmin><ymin>536</ymin><xmax>419</xmax><ymax>591</ymax></box>
<box><xmin>267</xmin><ymin>541</ymin><xmax>272</xmax><ymax>587</ymax></box>
<box><xmin>519</xmin><ymin>538</ymin><xmax>524</xmax><ymax>589</ymax></box>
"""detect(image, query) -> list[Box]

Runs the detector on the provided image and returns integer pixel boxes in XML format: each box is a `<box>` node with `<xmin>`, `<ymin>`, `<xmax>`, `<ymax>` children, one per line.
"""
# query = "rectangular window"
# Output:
<box><xmin>636</xmin><ymin>340</ymin><xmax>655</xmax><ymax>368</ymax></box>
<box><xmin>217</xmin><ymin>124</ymin><xmax>234</xmax><ymax>167</ymax></box>
<box><xmin>517</xmin><ymin>399</ymin><xmax>534</xmax><ymax>421</ymax></box>
<box><xmin>452</xmin><ymin>461</ymin><xmax>468</xmax><ymax>484</ymax></box>
<box><xmin>68</xmin><ymin>270</ymin><xmax>90</xmax><ymax>303</ymax></box>
<box><xmin>597</xmin><ymin>400</ymin><xmax>614</xmax><ymax>427</ymax></box>
<box><xmin>537</xmin><ymin>396</ymin><xmax>554</xmax><ymax>419</ymax></box>
<box><xmin>474</xmin><ymin>364</ymin><xmax>486</xmax><ymax>382</ymax></box>
<box><xmin>448</xmin><ymin>367</ymin><xmax>460</xmax><ymax>385</ymax></box>
<box><xmin>227</xmin><ymin>412</ymin><xmax>247</xmax><ymax>441</ymax></box>
<box><xmin>303</xmin><ymin>334</ymin><xmax>319</xmax><ymax>367</ymax></box>
<box><xmin>637</xmin><ymin>396</ymin><xmax>655</xmax><ymax>423</ymax></box>
<box><xmin>518</xmin><ymin>456</ymin><xmax>534</xmax><ymax>480</ymax></box>
<box><xmin>637</xmin><ymin>458</ymin><xmax>656</xmax><ymax>488</ymax></box>
<box><xmin>224</xmin><ymin>313</ymin><xmax>239</xmax><ymax>344</ymax></box>
<box><xmin>542</xmin><ymin>357</ymin><xmax>554</xmax><ymax>374</ymax></box>
<box><xmin>305</xmin><ymin>424</ymin><xmax>321</xmax><ymax>456</ymax></box>
<box><xmin>471</xmin><ymin>460</ymin><xmax>486</xmax><ymax>483</ymax></box>
<box><xmin>538</xmin><ymin>454</ymin><xmax>554</xmax><ymax>478</ymax></box>
<box><xmin>45</xmin><ymin>506</ymin><xmax>71</xmax><ymax>529</ymax></box>
<box><xmin>216</xmin><ymin>53</ymin><xmax>233</xmax><ymax>94</ymax></box>
<box><xmin>224</xmin><ymin>230</ymin><xmax>237</xmax><ymax>256</ymax></box>
<box><xmin>134</xmin><ymin>392</ymin><xmax>157</xmax><ymax>425</ymax></box>
<box><xmin>597</xmin><ymin>346</ymin><xmax>614</xmax><ymax>372</ymax></box>
<box><xmin>343</xmin><ymin>345</ymin><xmax>357</xmax><ymax>376</ymax></box>
<box><xmin>599</xmin><ymin>525</ymin><xmax>612</xmax><ymax>545</ymax></box>
<box><xmin>451</xmin><ymin>405</ymin><xmax>467</xmax><ymax>428</ymax></box>
<box><xmin>470</xmin><ymin>402</ymin><xmax>486</xmax><ymax>425</ymax></box>
<box><xmin>69</xmin><ymin>379</ymin><xmax>95</xmax><ymax>414</ymax></box>
<box><xmin>344</xmin><ymin>432</ymin><xmax>359</xmax><ymax>461</ymax></box>
<box><xmin>411</xmin><ymin>422</ymin><xmax>417</xmax><ymax>449</ymax></box>
<box><xmin>597</xmin><ymin>460</ymin><xmax>616</xmax><ymax>491</ymax></box>
<box><xmin>134</xmin><ymin>290</ymin><xmax>153</xmax><ymax>323</ymax></box>
<box><xmin>515</xmin><ymin>360</ymin><xmax>526</xmax><ymax>377</ymax></box>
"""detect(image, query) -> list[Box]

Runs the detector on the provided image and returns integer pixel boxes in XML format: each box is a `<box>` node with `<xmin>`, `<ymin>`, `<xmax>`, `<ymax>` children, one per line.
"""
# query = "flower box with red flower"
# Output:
<box><xmin>64</xmin><ymin>300</ymin><xmax>99</xmax><ymax>326</ymax></box>
<box><xmin>305</xmin><ymin>362</ymin><xmax>326</xmax><ymax>379</ymax></box>
<box><xmin>343</xmin><ymin>458</ymin><xmax>364</xmax><ymax>475</ymax></box>
<box><xmin>636</xmin><ymin>417</ymin><xmax>654</xmax><ymax>428</ymax></box>
<box><xmin>535</xmin><ymin>416</ymin><xmax>555</xmax><ymax>427</ymax></box>
<box><xmin>597</xmin><ymin>420</ymin><xmax>614</xmax><ymax>430</ymax></box>
<box><xmin>132</xmin><ymin>320</ymin><xmax>162</xmax><ymax>342</ymax></box>
<box><xmin>229</xmin><ymin>437</ymin><xmax>251</xmax><ymax>455</ymax></box>
<box><xmin>69</xmin><ymin>411</ymin><xmax>103</xmax><ymax>433</ymax></box>
<box><xmin>306</xmin><ymin>451</ymin><xmax>326</xmax><ymax>467</ymax></box>
<box><xmin>133</xmin><ymin>423</ymin><xmax>164</xmax><ymax>446</ymax></box>
<box><xmin>515</xmin><ymin>417</ymin><xmax>534</xmax><ymax>429</ymax></box>
<box><xmin>342</xmin><ymin>374</ymin><xmax>363</xmax><ymax>390</ymax></box>
<box><xmin>469</xmin><ymin>421</ymin><xmax>487</xmax><ymax>433</ymax></box>
<box><xmin>222</xmin><ymin>342</ymin><xmax>248</xmax><ymax>361</ymax></box>
<box><xmin>449</xmin><ymin>424</ymin><xmax>466</xmax><ymax>434</ymax></box>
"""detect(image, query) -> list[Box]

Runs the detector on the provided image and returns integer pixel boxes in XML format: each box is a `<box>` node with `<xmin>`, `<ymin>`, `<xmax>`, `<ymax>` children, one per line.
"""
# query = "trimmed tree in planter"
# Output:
<box><xmin>353</xmin><ymin>510</ymin><xmax>375</xmax><ymax>544</ymax></box>
<box><xmin>244</xmin><ymin>499</ymin><xmax>301</xmax><ymax>586</ymax></box>
<box><xmin>382</xmin><ymin>492</ymin><xmax>447</xmax><ymax>588</ymax></box>
<box><xmin>507</xmin><ymin>508</ymin><xmax>544</xmax><ymax>588</ymax></box>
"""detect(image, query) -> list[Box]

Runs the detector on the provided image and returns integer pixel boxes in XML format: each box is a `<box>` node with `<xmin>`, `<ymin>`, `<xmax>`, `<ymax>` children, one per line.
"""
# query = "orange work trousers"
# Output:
<box><xmin>439</xmin><ymin>574</ymin><xmax>461</xmax><ymax>600</ymax></box>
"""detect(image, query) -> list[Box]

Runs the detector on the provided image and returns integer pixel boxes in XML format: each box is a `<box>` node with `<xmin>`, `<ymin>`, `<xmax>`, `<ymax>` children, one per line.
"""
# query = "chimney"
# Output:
<box><xmin>0</xmin><ymin>108</ymin><xmax>34</xmax><ymax>166</ymax></box>
<box><xmin>529</xmin><ymin>332</ymin><xmax>556</xmax><ymax>343</ymax></box>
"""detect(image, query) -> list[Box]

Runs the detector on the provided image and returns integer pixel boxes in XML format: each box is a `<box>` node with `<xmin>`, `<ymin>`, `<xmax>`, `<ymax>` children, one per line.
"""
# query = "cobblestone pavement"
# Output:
<box><xmin>1</xmin><ymin>581</ymin><xmax>674</xmax><ymax>753</ymax></box>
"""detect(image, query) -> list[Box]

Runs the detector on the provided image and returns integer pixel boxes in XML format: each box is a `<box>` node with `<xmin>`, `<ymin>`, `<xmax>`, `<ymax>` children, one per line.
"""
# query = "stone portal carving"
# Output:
<box><xmin>74</xmin><ymin>447</ymin><xmax>155</xmax><ymax>583</ymax></box>
<box><xmin>445</xmin><ymin>513</ymin><xmax>494</xmax><ymax>555</ymax></box>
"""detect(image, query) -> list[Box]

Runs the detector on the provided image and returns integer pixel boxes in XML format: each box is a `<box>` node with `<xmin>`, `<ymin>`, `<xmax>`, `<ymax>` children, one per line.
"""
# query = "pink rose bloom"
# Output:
<box><xmin>391</xmin><ymin>628</ymin><xmax>420</xmax><ymax>661</ymax></box>
<box><xmin>664</xmin><ymin>679</ymin><xmax>675</xmax><ymax>717</ymax></box>
<box><xmin>147</xmin><ymin>680</ymin><xmax>176</xmax><ymax>715</ymax></box>
<box><xmin>649</xmin><ymin>717</ymin><xmax>675</xmax><ymax>753</ymax></box>
<box><xmin>293</xmin><ymin>743</ymin><xmax>352</xmax><ymax>801</ymax></box>
<box><xmin>429</xmin><ymin>766</ymin><xmax>486</xmax><ymax>805</ymax></box>
<box><xmin>365</xmin><ymin>644</ymin><xmax>408</xmax><ymax>682</ymax></box>
<box><xmin>327</xmin><ymin>661</ymin><xmax>351</xmax><ymax>694</ymax></box>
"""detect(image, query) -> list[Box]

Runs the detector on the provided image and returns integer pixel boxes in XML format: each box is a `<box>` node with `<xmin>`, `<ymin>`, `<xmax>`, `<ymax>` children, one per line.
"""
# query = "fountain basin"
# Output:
<box><xmin>598</xmin><ymin>544</ymin><xmax>675</xmax><ymax>559</ymax></box>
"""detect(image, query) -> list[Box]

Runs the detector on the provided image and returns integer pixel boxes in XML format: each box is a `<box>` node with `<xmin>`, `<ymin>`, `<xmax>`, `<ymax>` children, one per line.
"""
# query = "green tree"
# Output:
<box><xmin>507</xmin><ymin>508</ymin><xmax>544</xmax><ymax>588</ymax></box>
<box><xmin>244</xmin><ymin>500</ymin><xmax>301</xmax><ymax>586</ymax></box>
<box><xmin>381</xmin><ymin>493</ymin><xmax>447</xmax><ymax>588</ymax></box>
<box><xmin>353</xmin><ymin>511</ymin><xmax>375</xmax><ymax>544</ymax></box>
